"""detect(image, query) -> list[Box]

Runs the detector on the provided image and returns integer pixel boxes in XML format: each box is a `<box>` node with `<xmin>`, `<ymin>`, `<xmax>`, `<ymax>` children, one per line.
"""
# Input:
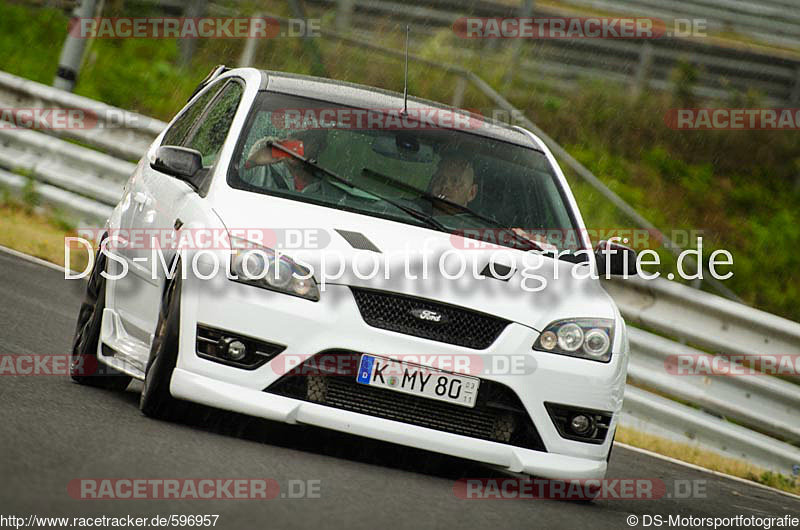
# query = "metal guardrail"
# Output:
<box><xmin>316</xmin><ymin>0</ymin><xmax>800</xmax><ymax>105</ymax></box>
<box><xmin>626</xmin><ymin>326</ymin><xmax>800</xmax><ymax>443</ymax></box>
<box><xmin>0</xmin><ymin>126</ymin><xmax>133</xmax><ymax>199</ymax></box>
<box><xmin>621</xmin><ymin>386</ymin><xmax>800</xmax><ymax>476</ymax></box>
<box><xmin>0</xmin><ymin>70</ymin><xmax>798</xmax><ymax>476</ymax></box>
<box><xmin>0</xmin><ymin>70</ymin><xmax>165</xmax><ymax>161</ymax></box>
<box><xmin>0</xmin><ymin>167</ymin><xmax>112</xmax><ymax>224</ymax></box>
<box><xmin>560</xmin><ymin>0</ymin><xmax>800</xmax><ymax>49</ymax></box>
<box><xmin>0</xmin><ymin>70</ymin><xmax>152</xmax><ymax>224</ymax></box>
<box><xmin>0</xmin><ymin>125</ymin><xmax>132</xmax><ymax>225</ymax></box>
<box><xmin>615</xmin><ymin>276</ymin><xmax>800</xmax><ymax>476</ymax></box>
<box><xmin>605</xmin><ymin>276</ymin><xmax>800</xmax><ymax>367</ymax></box>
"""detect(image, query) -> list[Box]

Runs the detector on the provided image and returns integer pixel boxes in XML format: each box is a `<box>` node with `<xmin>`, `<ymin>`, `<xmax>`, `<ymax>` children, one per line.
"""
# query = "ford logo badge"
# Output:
<box><xmin>410</xmin><ymin>308</ymin><xmax>447</xmax><ymax>324</ymax></box>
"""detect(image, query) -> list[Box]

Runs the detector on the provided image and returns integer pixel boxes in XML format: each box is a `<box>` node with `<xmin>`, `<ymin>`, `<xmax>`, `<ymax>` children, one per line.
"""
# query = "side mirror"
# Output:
<box><xmin>152</xmin><ymin>146</ymin><xmax>203</xmax><ymax>189</ymax></box>
<box><xmin>595</xmin><ymin>239</ymin><xmax>637</xmax><ymax>276</ymax></box>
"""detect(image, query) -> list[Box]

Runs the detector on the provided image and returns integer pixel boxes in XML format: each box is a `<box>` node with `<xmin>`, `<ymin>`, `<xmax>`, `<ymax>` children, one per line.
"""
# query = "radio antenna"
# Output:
<box><xmin>402</xmin><ymin>25</ymin><xmax>409</xmax><ymax>115</ymax></box>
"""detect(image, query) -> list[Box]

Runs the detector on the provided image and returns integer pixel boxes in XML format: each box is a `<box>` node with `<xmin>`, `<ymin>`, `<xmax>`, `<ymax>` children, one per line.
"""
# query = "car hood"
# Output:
<box><xmin>213</xmin><ymin>193</ymin><xmax>617</xmax><ymax>332</ymax></box>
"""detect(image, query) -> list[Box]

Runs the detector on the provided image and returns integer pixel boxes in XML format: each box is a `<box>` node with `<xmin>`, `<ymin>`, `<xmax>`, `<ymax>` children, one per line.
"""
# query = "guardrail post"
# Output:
<box><xmin>451</xmin><ymin>76</ymin><xmax>467</xmax><ymax>108</ymax></box>
<box><xmin>791</xmin><ymin>65</ymin><xmax>800</xmax><ymax>104</ymax></box>
<box><xmin>53</xmin><ymin>0</ymin><xmax>97</xmax><ymax>91</ymax></box>
<box><xmin>631</xmin><ymin>42</ymin><xmax>654</xmax><ymax>97</ymax></box>
<box><xmin>288</xmin><ymin>0</ymin><xmax>328</xmax><ymax>77</ymax></box>
<box><xmin>238</xmin><ymin>13</ymin><xmax>262</xmax><ymax>67</ymax></box>
<box><xmin>179</xmin><ymin>0</ymin><xmax>208</xmax><ymax>67</ymax></box>
<box><xmin>336</xmin><ymin>0</ymin><xmax>355</xmax><ymax>34</ymax></box>
<box><xmin>503</xmin><ymin>0</ymin><xmax>534</xmax><ymax>89</ymax></box>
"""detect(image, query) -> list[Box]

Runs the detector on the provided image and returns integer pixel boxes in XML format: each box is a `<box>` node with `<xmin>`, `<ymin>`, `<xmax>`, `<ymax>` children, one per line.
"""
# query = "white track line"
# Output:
<box><xmin>0</xmin><ymin>243</ymin><xmax>72</xmax><ymax>274</ymax></box>
<box><xmin>615</xmin><ymin>442</ymin><xmax>800</xmax><ymax>501</ymax></box>
<box><xmin>1</xmin><ymin>244</ymin><xmax>798</xmax><ymax>501</ymax></box>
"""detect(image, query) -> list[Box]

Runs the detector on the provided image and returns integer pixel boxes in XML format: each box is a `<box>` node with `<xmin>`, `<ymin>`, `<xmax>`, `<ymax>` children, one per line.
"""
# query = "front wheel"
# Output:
<box><xmin>70</xmin><ymin>246</ymin><xmax>132</xmax><ymax>391</ymax></box>
<box><xmin>139</xmin><ymin>273</ymin><xmax>190</xmax><ymax>420</ymax></box>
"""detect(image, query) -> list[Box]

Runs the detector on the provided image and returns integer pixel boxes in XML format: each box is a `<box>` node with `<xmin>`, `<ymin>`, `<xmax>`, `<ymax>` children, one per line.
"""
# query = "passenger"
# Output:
<box><xmin>244</xmin><ymin>129</ymin><xmax>327</xmax><ymax>191</ymax></box>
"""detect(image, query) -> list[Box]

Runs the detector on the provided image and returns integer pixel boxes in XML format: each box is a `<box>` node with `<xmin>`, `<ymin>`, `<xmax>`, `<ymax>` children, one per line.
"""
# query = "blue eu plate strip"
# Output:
<box><xmin>357</xmin><ymin>355</ymin><xmax>375</xmax><ymax>384</ymax></box>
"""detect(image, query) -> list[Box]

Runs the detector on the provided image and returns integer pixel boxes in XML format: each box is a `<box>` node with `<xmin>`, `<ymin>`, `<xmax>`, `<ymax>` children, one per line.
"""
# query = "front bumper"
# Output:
<box><xmin>174</xmin><ymin>276</ymin><xmax>627</xmax><ymax>480</ymax></box>
<box><xmin>171</xmin><ymin>368</ymin><xmax>608</xmax><ymax>479</ymax></box>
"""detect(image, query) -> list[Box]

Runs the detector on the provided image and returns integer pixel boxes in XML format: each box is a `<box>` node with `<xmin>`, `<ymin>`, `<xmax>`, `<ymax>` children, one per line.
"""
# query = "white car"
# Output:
<box><xmin>71</xmin><ymin>66</ymin><xmax>633</xmax><ymax>482</ymax></box>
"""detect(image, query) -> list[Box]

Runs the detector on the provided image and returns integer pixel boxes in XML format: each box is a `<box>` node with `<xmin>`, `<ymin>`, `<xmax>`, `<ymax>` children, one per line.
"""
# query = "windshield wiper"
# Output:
<box><xmin>267</xmin><ymin>141</ymin><xmax>448</xmax><ymax>232</ymax></box>
<box><xmin>359</xmin><ymin>168</ymin><xmax>544</xmax><ymax>253</ymax></box>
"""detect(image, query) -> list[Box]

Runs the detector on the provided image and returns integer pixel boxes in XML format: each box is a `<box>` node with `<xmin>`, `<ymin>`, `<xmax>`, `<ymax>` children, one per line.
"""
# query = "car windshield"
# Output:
<box><xmin>228</xmin><ymin>92</ymin><xmax>584</xmax><ymax>253</ymax></box>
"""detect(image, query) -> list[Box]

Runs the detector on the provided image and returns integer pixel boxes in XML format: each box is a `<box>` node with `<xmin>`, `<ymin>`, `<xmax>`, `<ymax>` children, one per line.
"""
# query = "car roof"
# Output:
<box><xmin>253</xmin><ymin>69</ymin><xmax>542</xmax><ymax>150</ymax></box>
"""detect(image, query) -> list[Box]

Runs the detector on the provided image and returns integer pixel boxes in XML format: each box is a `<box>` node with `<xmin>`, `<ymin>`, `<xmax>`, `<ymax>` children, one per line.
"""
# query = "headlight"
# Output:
<box><xmin>557</xmin><ymin>323</ymin><xmax>583</xmax><ymax>352</ymax></box>
<box><xmin>533</xmin><ymin>319</ymin><xmax>614</xmax><ymax>362</ymax></box>
<box><xmin>229</xmin><ymin>238</ymin><xmax>319</xmax><ymax>301</ymax></box>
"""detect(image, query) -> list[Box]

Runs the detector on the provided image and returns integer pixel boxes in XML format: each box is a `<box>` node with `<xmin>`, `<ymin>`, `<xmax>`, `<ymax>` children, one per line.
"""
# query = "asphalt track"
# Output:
<box><xmin>1</xmin><ymin>249</ymin><xmax>798</xmax><ymax>529</ymax></box>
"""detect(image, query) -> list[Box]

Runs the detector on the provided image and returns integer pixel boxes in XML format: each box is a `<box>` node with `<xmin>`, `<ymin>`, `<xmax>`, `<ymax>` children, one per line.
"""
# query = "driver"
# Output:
<box><xmin>428</xmin><ymin>155</ymin><xmax>477</xmax><ymax>207</ymax></box>
<box><xmin>243</xmin><ymin>129</ymin><xmax>327</xmax><ymax>191</ymax></box>
<box><xmin>428</xmin><ymin>154</ymin><xmax>554</xmax><ymax>250</ymax></box>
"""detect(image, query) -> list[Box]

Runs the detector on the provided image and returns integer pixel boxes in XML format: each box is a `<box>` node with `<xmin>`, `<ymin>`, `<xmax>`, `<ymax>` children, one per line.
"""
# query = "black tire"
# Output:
<box><xmin>606</xmin><ymin>428</ymin><xmax>616</xmax><ymax>463</ymax></box>
<box><xmin>569</xmin><ymin>431</ymin><xmax>616</xmax><ymax>504</ymax></box>
<box><xmin>139</xmin><ymin>272</ymin><xmax>189</xmax><ymax>420</ymax></box>
<box><xmin>70</xmin><ymin>245</ymin><xmax>132</xmax><ymax>391</ymax></box>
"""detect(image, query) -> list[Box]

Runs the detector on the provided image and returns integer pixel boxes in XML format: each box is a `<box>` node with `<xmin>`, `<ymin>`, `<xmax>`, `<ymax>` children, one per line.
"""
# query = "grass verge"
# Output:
<box><xmin>0</xmin><ymin>201</ymin><xmax>89</xmax><ymax>274</ymax></box>
<box><xmin>617</xmin><ymin>426</ymin><xmax>800</xmax><ymax>496</ymax></box>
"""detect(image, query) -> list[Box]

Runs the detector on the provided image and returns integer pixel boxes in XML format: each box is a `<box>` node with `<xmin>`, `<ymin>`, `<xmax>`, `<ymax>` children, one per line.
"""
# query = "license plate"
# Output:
<box><xmin>356</xmin><ymin>354</ymin><xmax>480</xmax><ymax>408</ymax></box>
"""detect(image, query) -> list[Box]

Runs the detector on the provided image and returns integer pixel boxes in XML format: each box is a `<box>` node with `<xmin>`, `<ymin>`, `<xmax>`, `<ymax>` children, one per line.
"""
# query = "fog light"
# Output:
<box><xmin>570</xmin><ymin>414</ymin><xmax>593</xmax><ymax>435</ymax></box>
<box><xmin>545</xmin><ymin>402</ymin><xmax>611</xmax><ymax>444</ymax></box>
<box><xmin>227</xmin><ymin>340</ymin><xmax>247</xmax><ymax>361</ymax></box>
<box><xmin>197</xmin><ymin>325</ymin><xmax>286</xmax><ymax>369</ymax></box>
<box><xmin>218</xmin><ymin>337</ymin><xmax>247</xmax><ymax>361</ymax></box>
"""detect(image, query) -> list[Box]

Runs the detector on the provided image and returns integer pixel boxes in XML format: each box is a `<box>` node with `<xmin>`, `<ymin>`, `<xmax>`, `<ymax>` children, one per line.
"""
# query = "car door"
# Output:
<box><xmin>113</xmin><ymin>79</ymin><xmax>244</xmax><ymax>340</ymax></box>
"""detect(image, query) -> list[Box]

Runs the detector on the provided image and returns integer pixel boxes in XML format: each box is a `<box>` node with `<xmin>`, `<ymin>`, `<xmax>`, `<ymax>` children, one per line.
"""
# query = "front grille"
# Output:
<box><xmin>350</xmin><ymin>288</ymin><xmax>509</xmax><ymax>349</ymax></box>
<box><xmin>266</xmin><ymin>351</ymin><xmax>546</xmax><ymax>452</ymax></box>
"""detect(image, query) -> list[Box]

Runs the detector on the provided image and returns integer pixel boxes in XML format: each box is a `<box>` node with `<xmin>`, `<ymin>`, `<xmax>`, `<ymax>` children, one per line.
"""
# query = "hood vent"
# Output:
<box><xmin>335</xmin><ymin>229</ymin><xmax>381</xmax><ymax>253</ymax></box>
<box><xmin>480</xmin><ymin>262</ymin><xmax>514</xmax><ymax>281</ymax></box>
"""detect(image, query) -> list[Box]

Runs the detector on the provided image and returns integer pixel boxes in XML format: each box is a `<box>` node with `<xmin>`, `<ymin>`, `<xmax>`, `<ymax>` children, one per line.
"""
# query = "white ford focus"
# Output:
<box><xmin>71</xmin><ymin>66</ymin><xmax>633</xmax><ymax>481</ymax></box>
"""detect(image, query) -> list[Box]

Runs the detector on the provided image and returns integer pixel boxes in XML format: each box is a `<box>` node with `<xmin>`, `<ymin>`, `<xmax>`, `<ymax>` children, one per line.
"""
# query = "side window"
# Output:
<box><xmin>184</xmin><ymin>81</ymin><xmax>244</xmax><ymax>167</ymax></box>
<box><xmin>161</xmin><ymin>82</ymin><xmax>224</xmax><ymax>147</ymax></box>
